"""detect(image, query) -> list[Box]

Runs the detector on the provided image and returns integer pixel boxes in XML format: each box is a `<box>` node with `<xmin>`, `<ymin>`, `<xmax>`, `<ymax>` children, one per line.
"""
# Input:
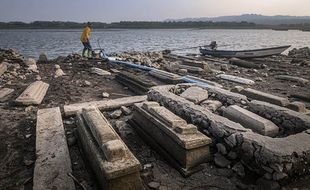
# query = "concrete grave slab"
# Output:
<box><xmin>64</xmin><ymin>95</ymin><xmax>147</xmax><ymax>116</ymax></box>
<box><xmin>15</xmin><ymin>81</ymin><xmax>49</xmax><ymax>105</ymax></box>
<box><xmin>239</xmin><ymin>88</ymin><xmax>289</xmax><ymax>106</ymax></box>
<box><xmin>217</xmin><ymin>74</ymin><xmax>255</xmax><ymax>85</ymax></box>
<box><xmin>223</xmin><ymin>105</ymin><xmax>279</xmax><ymax>137</ymax></box>
<box><xmin>180</xmin><ymin>86</ymin><xmax>208</xmax><ymax>104</ymax></box>
<box><xmin>33</xmin><ymin>107</ymin><xmax>75</xmax><ymax>190</ymax></box>
<box><xmin>77</xmin><ymin>107</ymin><xmax>143</xmax><ymax>190</ymax></box>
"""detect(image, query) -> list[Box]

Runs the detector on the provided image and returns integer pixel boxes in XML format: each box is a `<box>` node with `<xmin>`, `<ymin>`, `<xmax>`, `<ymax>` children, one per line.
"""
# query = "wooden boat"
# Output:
<box><xmin>200</xmin><ymin>45</ymin><xmax>291</xmax><ymax>58</ymax></box>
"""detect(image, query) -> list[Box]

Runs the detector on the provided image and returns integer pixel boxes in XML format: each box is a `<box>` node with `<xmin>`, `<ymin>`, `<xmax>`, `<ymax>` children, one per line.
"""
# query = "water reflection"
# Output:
<box><xmin>0</xmin><ymin>29</ymin><xmax>309</xmax><ymax>58</ymax></box>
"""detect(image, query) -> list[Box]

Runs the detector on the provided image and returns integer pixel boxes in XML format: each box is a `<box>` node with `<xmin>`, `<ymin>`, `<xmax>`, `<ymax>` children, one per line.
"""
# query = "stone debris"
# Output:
<box><xmin>25</xmin><ymin>58</ymin><xmax>36</xmax><ymax>66</ymax></box>
<box><xmin>249</xmin><ymin>100</ymin><xmax>310</xmax><ymax>134</ymax></box>
<box><xmin>217</xmin><ymin>74</ymin><xmax>255</xmax><ymax>85</ymax></box>
<box><xmin>275</xmin><ymin>75</ymin><xmax>309</xmax><ymax>85</ymax></box>
<box><xmin>116</xmin><ymin>51</ymin><xmax>164</xmax><ymax>68</ymax></box>
<box><xmin>76</xmin><ymin>107</ymin><xmax>143</xmax><ymax>190</ymax></box>
<box><xmin>149</xmin><ymin>69</ymin><xmax>182</xmax><ymax>83</ymax></box>
<box><xmin>223</xmin><ymin>105</ymin><xmax>279</xmax><ymax>137</ymax></box>
<box><xmin>90</xmin><ymin>67</ymin><xmax>112</xmax><ymax>76</ymax></box>
<box><xmin>148</xmin><ymin>181</ymin><xmax>161</xmax><ymax>189</ymax></box>
<box><xmin>64</xmin><ymin>95</ymin><xmax>147</xmax><ymax>116</ymax></box>
<box><xmin>180</xmin><ymin>86</ymin><xmax>208</xmax><ymax>104</ymax></box>
<box><xmin>84</xmin><ymin>80</ymin><xmax>92</xmax><ymax>86</ymax></box>
<box><xmin>54</xmin><ymin>66</ymin><xmax>66</xmax><ymax>78</ymax></box>
<box><xmin>34</xmin><ymin>107</ymin><xmax>75</xmax><ymax>190</ymax></box>
<box><xmin>121</xmin><ymin>106</ymin><xmax>132</xmax><ymax>115</ymax></box>
<box><xmin>102</xmin><ymin>92</ymin><xmax>110</xmax><ymax>98</ymax></box>
<box><xmin>15</xmin><ymin>81</ymin><xmax>49</xmax><ymax>105</ymax></box>
<box><xmin>178</xmin><ymin>68</ymin><xmax>188</xmax><ymax>75</ymax></box>
<box><xmin>288</xmin><ymin>47</ymin><xmax>310</xmax><ymax>59</ymax></box>
<box><xmin>0</xmin><ymin>88</ymin><xmax>14</xmax><ymax>99</ymax></box>
<box><xmin>0</xmin><ymin>63</ymin><xmax>8</xmax><ymax>77</ymax></box>
<box><xmin>132</xmin><ymin>101</ymin><xmax>211</xmax><ymax>176</ymax></box>
<box><xmin>109</xmin><ymin>109</ymin><xmax>122</xmax><ymax>119</ymax></box>
<box><xmin>200</xmin><ymin>100</ymin><xmax>222</xmax><ymax>112</ymax></box>
<box><xmin>238</xmin><ymin>88</ymin><xmax>290</xmax><ymax>107</ymax></box>
<box><xmin>229</xmin><ymin>58</ymin><xmax>261</xmax><ymax>69</ymax></box>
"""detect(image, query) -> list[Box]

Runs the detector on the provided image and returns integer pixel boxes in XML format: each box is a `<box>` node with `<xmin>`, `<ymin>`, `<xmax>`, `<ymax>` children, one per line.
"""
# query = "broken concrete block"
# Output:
<box><xmin>200</xmin><ymin>100</ymin><xmax>222</xmax><ymax>112</ymax></box>
<box><xmin>249</xmin><ymin>100</ymin><xmax>310</xmax><ymax>134</ymax></box>
<box><xmin>239</xmin><ymin>88</ymin><xmax>289</xmax><ymax>106</ymax></box>
<box><xmin>90</xmin><ymin>67</ymin><xmax>111</xmax><ymax>76</ymax></box>
<box><xmin>180</xmin><ymin>86</ymin><xmax>208</xmax><ymax>104</ymax></box>
<box><xmin>223</xmin><ymin>105</ymin><xmax>279</xmax><ymax>137</ymax></box>
<box><xmin>0</xmin><ymin>88</ymin><xmax>14</xmax><ymax>99</ymax></box>
<box><xmin>132</xmin><ymin>102</ymin><xmax>211</xmax><ymax>176</ymax></box>
<box><xmin>286</xmin><ymin>101</ymin><xmax>307</xmax><ymax>112</ymax></box>
<box><xmin>149</xmin><ymin>69</ymin><xmax>181</xmax><ymax>83</ymax></box>
<box><xmin>217</xmin><ymin>74</ymin><xmax>255</xmax><ymax>85</ymax></box>
<box><xmin>15</xmin><ymin>81</ymin><xmax>49</xmax><ymax>105</ymax></box>
<box><xmin>121</xmin><ymin>106</ymin><xmax>132</xmax><ymax>115</ymax></box>
<box><xmin>0</xmin><ymin>63</ymin><xmax>8</xmax><ymax>77</ymax></box>
<box><xmin>275</xmin><ymin>75</ymin><xmax>309</xmax><ymax>85</ymax></box>
<box><xmin>64</xmin><ymin>95</ymin><xmax>147</xmax><ymax>116</ymax></box>
<box><xmin>34</xmin><ymin>107</ymin><xmax>75</xmax><ymax>190</ymax></box>
<box><xmin>77</xmin><ymin>107</ymin><xmax>143</xmax><ymax>190</ymax></box>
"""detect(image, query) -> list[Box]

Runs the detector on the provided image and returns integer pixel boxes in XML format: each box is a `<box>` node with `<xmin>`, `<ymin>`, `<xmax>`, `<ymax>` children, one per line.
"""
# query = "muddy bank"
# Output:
<box><xmin>0</xmin><ymin>48</ymin><xmax>310</xmax><ymax>190</ymax></box>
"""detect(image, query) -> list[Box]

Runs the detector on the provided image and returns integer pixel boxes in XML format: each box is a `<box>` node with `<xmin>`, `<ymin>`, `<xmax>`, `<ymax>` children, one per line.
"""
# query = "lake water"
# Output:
<box><xmin>0</xmin><ymin>29</ymin><xmax>309</xmax><ymax>59</ymax></box>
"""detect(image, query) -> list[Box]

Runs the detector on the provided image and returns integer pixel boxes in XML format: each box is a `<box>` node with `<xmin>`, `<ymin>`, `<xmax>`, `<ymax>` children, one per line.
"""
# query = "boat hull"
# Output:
<box><xmin>200</xmin><ymin>45</ymin><xmax>291</xmax><ymax>58</ymax></box>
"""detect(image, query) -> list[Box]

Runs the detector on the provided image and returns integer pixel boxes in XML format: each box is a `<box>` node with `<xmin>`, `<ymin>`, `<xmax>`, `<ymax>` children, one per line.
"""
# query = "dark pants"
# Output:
<box><xmin>82</xmin><ymin>41</ymin><xmax>92</xmax><ymax>57</ymax></box>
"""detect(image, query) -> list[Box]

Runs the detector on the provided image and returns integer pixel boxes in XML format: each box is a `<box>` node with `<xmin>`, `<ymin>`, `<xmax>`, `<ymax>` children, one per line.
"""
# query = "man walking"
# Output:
<box><xmin>81</xmin><ymin>22</ymin><xmax>92</xmax><ymax>57</ymax></box>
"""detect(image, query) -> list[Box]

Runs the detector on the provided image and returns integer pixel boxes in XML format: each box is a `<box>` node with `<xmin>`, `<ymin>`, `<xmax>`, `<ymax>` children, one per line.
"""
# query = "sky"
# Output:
<box><xmin>0</xmin><ymin>0</ymin><xmax>309</xmax><ymax>23</ymax></box>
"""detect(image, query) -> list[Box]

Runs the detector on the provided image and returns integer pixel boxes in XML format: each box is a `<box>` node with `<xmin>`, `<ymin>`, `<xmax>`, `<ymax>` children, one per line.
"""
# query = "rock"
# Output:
<box><xmin>148</xmin><ymin>181</ymin><xmax>160</xmax><ymax>190</ymax></box>
<box><xmin>220</xmin><ymin>64</ymin><xmax>229</xmax><ymax>71</ymax></box>
<box><xmin>227</xmin><ymin>151</ymin><xmax>238</xmax><ymax>160</ymax></box>
<box><xmin>200</xmin><ymin>100</ymin><xmax>222</xmax><ymax>112</ymax></box>
<box><xmin>232</xmin><ymin>162</ymin><xmax>245</xmax><ymax>177</ymax></box>
<box><xmin>36</xmin><ymin>75</ymin><xmax>42</xmax><ymax>81</ymax></box>
<box><xmin>84</xmin><ymin>80</ymin><xmax>92</xmax><ymax>86</ymax></box>
<box><xmin>109</xmin><ymin>110</ymin><xmax>122</xmax><ymax>119</ymax></box>
<box><xmin>214</xmin><ymin>153</ymin><xmax>231</xmax><ymax>168</ymax></box>
<box><xmin>121</xmin><ymin>106</ymin><xmax>132</xmax><ymax>115</ymax></box>
<box><xmin>216</xmin><ymin>143</ymin><xmax>227</xmax><ymax>155</ymax></box>
<box><xmin>272</xmin><ymin>172</ymin><xmax>288</xmax><ymax>181</ymax></box>
<box><xmin>28</xmin><ymin>64</ymin><xmax>39</xmax><ymax>73</ymax></box>
<box><xmin>178</xmin><ymin>68</ymin><xmax>188</xmax><ymax>75</ymax></box>
<box><xmin>26</xmin><ymin>134</ymin><xmax>32</xmax><ymax>138</ymax></box>
<box><xmin>54</xmin><ymin>69</ymin><xmax>65</xmax><ymax>78</ymax></box>
<box><xmin>55</xmin><ymin>64</ymin><xmax>61</xmax><ymax>69</ymax></box>
<box><xmin>230</xmin><ymin>86</ymin><xmax>244</xmax><ymax>93</ymax></box>
<box><xmin>38</xmin><ymin>53</ymin><xmax>48</xmax><ymax>63</ymax></box>
<box><xmin>102</xmin><ymin>92</ymin><xmax>110</xmax><ymax>98</ymax></box>
<box><xmin>25</xmin><ymin>106</ymin><xmax>38</xmax><ymax>113</ymax></box>
<box><xmin>67</xmin><ymin>136</ymin><xmax>77</xmax><ymax>146</ymax></box>
<box><xmin>25</xmin><ymin>58</ymin><xmax>36</xmax><ymax>66</ymax></box>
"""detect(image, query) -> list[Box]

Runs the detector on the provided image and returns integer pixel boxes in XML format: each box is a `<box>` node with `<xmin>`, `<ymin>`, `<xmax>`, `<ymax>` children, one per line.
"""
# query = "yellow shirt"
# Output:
<box><xmin>80</xmin><ymin>26</ymin><xmax>91</xmax><ymax>42</ymax></box>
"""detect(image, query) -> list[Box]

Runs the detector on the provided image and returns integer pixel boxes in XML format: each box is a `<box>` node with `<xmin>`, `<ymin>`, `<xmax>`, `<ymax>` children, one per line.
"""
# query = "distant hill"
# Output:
<box><xmin>166</xmin><ymin>14</ymin><xmax>310</xmax><ymax>25</ymax></box>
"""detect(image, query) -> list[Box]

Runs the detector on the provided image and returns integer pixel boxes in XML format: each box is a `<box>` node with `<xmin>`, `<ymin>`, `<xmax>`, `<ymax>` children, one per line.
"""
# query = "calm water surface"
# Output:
<box><xmin>0</xmin><ymin>29</ymin><xmax>309</xmax><ymax>58</ymax></box>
